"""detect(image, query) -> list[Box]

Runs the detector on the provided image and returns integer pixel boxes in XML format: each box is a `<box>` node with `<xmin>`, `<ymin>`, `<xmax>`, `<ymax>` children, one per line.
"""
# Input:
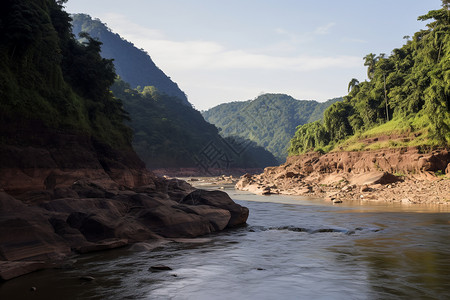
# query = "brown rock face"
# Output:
<box><xmin>0</xmin><ymin>125</ymin><xmax>249</xmax><ymax>281</ymax></box>
<box><xmin>181</xmin><ymin>190</ymin><xmax>249</xmax><ymax>227</ymax></box>
<box><xmin>236</xmin><ymin>147</ymin><xmax>450</xmax><ymax>203</ymax></box>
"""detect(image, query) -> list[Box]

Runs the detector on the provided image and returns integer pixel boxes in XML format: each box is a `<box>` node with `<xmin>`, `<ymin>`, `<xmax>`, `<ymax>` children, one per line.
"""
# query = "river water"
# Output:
<box><xmin>1</xmin><ymin>187</ymin><xmax>449</xmax><ymax>299</ymax></box>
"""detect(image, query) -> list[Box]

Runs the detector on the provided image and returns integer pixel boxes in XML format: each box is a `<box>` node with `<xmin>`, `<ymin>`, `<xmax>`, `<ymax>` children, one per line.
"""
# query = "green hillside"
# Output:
<box><xmin>289</xmin><ymin>2</ymin><xmax>449</xmax><ymax>155</ymax></box>
<box><xmin>111</xmin><ymin>79</ymin><xmax>278</xmax><ymax>169</ymax></box>
<box><xmin>71</xmin><ymin>13</ymin><xmax>190</xmax><ymax>106</ymax></box>
<box><xmin>0</xmin><ymin>0</ymin><xmax>131</xmax><ymax>149</ymax></box>
<box><xmin>202</xmin><ymin>94</ymin><xmax>341</xmax><ymax>162</ymax></box>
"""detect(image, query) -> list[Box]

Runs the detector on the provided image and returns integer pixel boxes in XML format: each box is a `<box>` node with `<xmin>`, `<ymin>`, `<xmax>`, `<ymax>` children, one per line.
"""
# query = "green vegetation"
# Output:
<box><xmin>289</xmin><ymin>2</ymin><xmax>450</xmax><ymax>155</ymax></box>
<box><xmin>112</xmin><ymin>79</ymin><xmax>278</xmax><ymax>168</ymax></box>
<box><xmin>111</xmin><ymin>79</ymin><xmax>218</xmax><ymax>168</ymax></box>
<box><xmin>0</xmin><ymin>0</ymin><xmax>132</xmax><ymax>148</ymax></box>
<box><xmin>71</xmin><ymin>14</ymin><xmax>190</xmax><ymax>106</ymax></box>
<box><xmin>202</xmin><ymin>94</ymin><xmax>341</xmax><ymax>162</ymax></box>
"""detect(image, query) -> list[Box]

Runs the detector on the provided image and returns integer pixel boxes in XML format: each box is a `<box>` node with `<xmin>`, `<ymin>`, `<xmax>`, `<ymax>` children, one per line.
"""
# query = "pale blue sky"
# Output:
<box><xmin>65</xmin><ymin>0</ymin><xmax>442</xmax><ymax>110</ymax></box>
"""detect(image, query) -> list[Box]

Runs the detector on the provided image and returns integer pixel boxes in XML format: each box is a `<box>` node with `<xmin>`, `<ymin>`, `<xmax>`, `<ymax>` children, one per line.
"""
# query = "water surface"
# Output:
<box><xmin>1</xmin><ymin>188</ymin><xmax>449</xmax><ymax>299</ymax></box>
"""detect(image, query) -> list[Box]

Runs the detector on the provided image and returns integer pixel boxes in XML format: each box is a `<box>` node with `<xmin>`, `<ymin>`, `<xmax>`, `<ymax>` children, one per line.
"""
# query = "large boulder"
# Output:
<box><xmin>136</xmin><ymin>206</ymin><xmax>213</xmax><ymax>237</ymax></box>
<box><xmin>0</xmin><ymin>195</ymin><xmax>71</xmax><ymax>262</ymax></box>
<box><xmin>181</xmin><ymin>190</ymin><xmax>249</xmax><ymax>227</ymax></box>
<box><xmin>175</xmin><ymin>204</ymin><xmax>231</xmax><ymax>231</ymax></box>
<box><xmin>349</xmin><ymin>171</ymin><xmax>401</xmax><ymax>186</ymax></box>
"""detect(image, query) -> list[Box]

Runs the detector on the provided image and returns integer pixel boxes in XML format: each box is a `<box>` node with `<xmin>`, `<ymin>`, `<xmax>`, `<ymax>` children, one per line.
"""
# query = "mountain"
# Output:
<box><xmin>202</xmin><ymin>94</ymin><xmax>341</xmax><ymax>162</ymax></box>
<box><xmin>70</xmin><ymin>14</ymin><xmax>277</xmax><ymax>170</ymax></box>
<box><xmin>289</xmin><ymin>3</ymin><xmax>449</xmax><ymax>155</ymax></box>
<box><xmin>111</xmin><ymin>79</ymin><xmax>278</xmax><ymax>169</ymax></box>
<box><xmin>71</xmin><ymin>13</ymin><xmax>190</xmax><ymax>106</ymax></box>
<box><xmin>0</xmin><ymin>0</ymin><xmax>154</xmax><ymax>192</ymax></box>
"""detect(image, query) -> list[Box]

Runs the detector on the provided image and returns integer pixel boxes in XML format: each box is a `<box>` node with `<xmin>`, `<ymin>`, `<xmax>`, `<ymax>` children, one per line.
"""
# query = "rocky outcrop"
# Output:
<box><xmin>0</xmin><ymin>125</ymin><xmax>248</xmax><ymax>281</ymax></box>
<box><xmin>0</xmin><ymin>177</ymin><xmax>248</xmax><ymax>281</ymax></box>
<box><xmin>236</xmin><ymin>148</ymin><xmax>450</xmax><ymax>204</ymax></box>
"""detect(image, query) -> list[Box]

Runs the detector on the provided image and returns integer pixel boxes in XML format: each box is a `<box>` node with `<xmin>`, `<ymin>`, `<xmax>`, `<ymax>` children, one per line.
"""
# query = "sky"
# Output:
<box><xmin>65</xmin><ymin>0</ymin><xmax>442</xmax><ymax>110</ymax></box>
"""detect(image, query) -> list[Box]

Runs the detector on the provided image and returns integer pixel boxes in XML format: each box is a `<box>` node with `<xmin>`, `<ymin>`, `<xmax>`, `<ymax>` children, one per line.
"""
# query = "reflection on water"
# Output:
<box><xmin>1</xmin><ymin>189</ymin><xmax>449</xmax><ymax>299</ymax></box>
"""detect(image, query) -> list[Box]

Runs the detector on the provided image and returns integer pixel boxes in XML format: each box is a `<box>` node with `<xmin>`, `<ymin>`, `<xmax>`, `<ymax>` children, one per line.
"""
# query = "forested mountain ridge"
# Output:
<box><xmin>71</xmin><ymin>13</ymin><xmax>190</xmax><ymax>106</ymax></box>
<box><xmin>70</xmin><ymin>13</ymin><xmax>277</xmax><ymax>169</ymax></box>
<box><xmin>0</xmin><ymin>0</ymin><xmax>153</xmax><ymax>193</ymax></box>
<box><xmin>289</xmin><ymin>2</ymin><xmax>450</xmax><ymax>155</ymax></box>
<box><xmin>202</xmin><ymin>94</ymin><xmax>341</xmax><ymax>162</ymax></box>
<box><xmin>111</xmin><ymin>79</ymin><xmax>278</xmax><ymax>169</ymax></box>
<box><xmin>0</xmin><ymin>0</ymin><xmax>132</xmax><ymax>149</ymax></box>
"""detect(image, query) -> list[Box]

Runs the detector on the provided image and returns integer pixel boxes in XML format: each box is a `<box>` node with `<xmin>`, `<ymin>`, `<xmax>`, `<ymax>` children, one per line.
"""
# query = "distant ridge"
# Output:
<box><xmin>202</xmin><ymin>94</ymin><xmax>341</xmax><ymax>162</ymax></box>
<box><xmin>71</xmin><ymin>13</ymin><xmax>190</xmax><ymax>106</ymax></box>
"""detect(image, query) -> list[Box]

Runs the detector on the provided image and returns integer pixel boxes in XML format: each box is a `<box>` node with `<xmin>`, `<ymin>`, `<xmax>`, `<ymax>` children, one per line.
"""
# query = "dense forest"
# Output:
<box><xmin>71</xmin><ymin>14</ymin><xmax>190</xmax><ymax>106</ymax></box>
<box><xmin>289</xmin><ymin>2</ymin><xmax>449</xmax><ymax>155</ymax></box>
<box><xmin>0</xmin><ymin>0</ymin><xmax>132</xmax><ymax>149</ymax></box>
<box><xmin>202</xmin><ymin>94</ymin><xmax>341</xmax><ymax>162</ymax></box>
<box><xmin>111</xmin><ymin>79</ymin><xmax>277</xmax><ymax>168</ymax></box>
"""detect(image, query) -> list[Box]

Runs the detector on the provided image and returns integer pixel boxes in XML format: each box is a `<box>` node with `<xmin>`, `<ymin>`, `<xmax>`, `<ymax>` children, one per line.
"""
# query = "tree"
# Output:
<box><xmin>348</xmin><ymin>78</ymin><xmax>360</xmax><ymax>93</ymax></box>
<box><xmin>364</xmin><ymin>53</ymin><xmax>377</xmax><ymax>80</ymax></box>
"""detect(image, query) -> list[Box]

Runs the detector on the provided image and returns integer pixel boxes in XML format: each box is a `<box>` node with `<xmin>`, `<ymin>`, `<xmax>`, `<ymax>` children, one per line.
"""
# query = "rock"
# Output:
<box><xmin>72</xmin><ymin>180</ymin><xmax>107</xmax><ymax>198</ymax></box>
<box><xmin>319</xmin><ymin>174</ymin><xmax>347</xmax><ymax>185</ymax></box>
<box><xmin>360</xmin><ymin>185</ymin><xmax>371</xmax><ymax>192</ymax></box>
<box><xmin>181</xmin><ymin>190</ymin><xmax>249</xmax><ymax>227</ymax></box>
<box><xmin>0</xmin><ymin>210</ymin><xmax>71</xmax><ymax>262</ymax></box>
<box><xmin>67</xmin><ymin>212</ymin><xmax>117</xmax><ymax>242</ymax></box>
<box><xmin>0</xmin><ymin>261</ymin><xmax>47</xmax><ymax>281</ymax></box>
<box><xmin>341</xmin><ymin>184</ymin><xmax>355</xmax><ymax>192</ymax></box>
<box><xmin>296</xmin><ymin>186</ymin><xmax>312</xmax><ymax>195</ymax></box>
<box><xmin>261</xmin><ymin>186</ymin><xmax>271</xmax><ymax>195</ymax></box>
<box><xmin>150</xmin><ymin>265</ymin><xmax>172</xmax><ymax>271</ymax></box>
<box><xmin>350</xmin><ymin>171</ymin><xmax>400</xmax><ymax>186</ymax></box>
<box><xmin>80</xmin><ymin>276</ymin><xmax>95</xmax><ymax>281</ymax></box>
<box><xmin>52</xmin><ymin>187</ymin><xmax>79</xmax><ymax>199</ymax></box>
<box><xmin>332</xmin><ymin>199</ymin><xmax>343</xmax><ymax>204</ymax></box>
<box><xmin>401</xmin><ymin>198</ymin><xmax>413</xmax><ymax>204</ymax></box>
<box><xmin>176</xmin><ymin>205</ymin><xmax>231</xmax><ymax>231</ymax></box>
<box><xmin>137</xmin><ymin>206</ymin><xmax>213</xmax><ymax>238</ymax></box>
<box><xmin>76</xmin><ymin>239</ymin><xmax>128</xmax><ymax>254</ymax></box>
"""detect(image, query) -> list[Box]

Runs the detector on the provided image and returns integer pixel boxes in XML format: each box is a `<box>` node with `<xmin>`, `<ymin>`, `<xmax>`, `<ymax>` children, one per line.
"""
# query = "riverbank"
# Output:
<box><xmin>236</xmin><ymin>148</ymin><xmax>450</xmax><ymax>205</ymax></box>
<box><xmin>0</xmin><ymin>178</ymin><xmax>249</xmax><ymax>281</ymax></box>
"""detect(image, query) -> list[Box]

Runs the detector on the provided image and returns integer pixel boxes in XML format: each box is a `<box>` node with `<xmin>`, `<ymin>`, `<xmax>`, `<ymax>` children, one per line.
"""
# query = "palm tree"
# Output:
<box><xmin>347</xmin><ymin>78</ymin><xmax>360</xmax><ymax>93</ymax></box>
<box><xmin>363</xmin><ymin>53</ymin><xmax>377</xmax><ymax>80</ymax></box>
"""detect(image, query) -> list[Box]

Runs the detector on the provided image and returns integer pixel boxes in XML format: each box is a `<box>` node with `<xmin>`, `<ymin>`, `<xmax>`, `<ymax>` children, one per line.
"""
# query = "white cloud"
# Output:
<box><xmin>99</xmin><ymin>13</ymin><xmax>164</xmax><ymax>39</ymax></box>
<box><xmin>96</xmin><ymin>14</ymin><xmax>365</xmax><ymax>109</ymax></box>
<box><xmin>314</xmin><ymin>22</ymin><xmax>336</xmax><ymax>35</ymax></box>
<box><xmin>99</xmin><ymin>14</ymin><xmax>359</xmax><ymax>73</ymax></box>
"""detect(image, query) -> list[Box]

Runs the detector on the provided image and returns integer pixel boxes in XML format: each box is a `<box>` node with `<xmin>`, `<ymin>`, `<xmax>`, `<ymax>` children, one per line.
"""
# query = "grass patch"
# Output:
<box><xmin>330</xmin><ymin>116</ymin><xmax>438</xmax><ymax>152</ymax></box>
<box><xmin>342</xmin><ymin>142</ymin><xmax>366</xmax><ymax>152</ymax></box>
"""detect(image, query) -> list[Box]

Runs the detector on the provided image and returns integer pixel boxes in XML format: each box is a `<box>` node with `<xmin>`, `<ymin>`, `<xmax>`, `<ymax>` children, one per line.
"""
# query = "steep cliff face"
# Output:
<box><xmin>0</xmin><ymin>120</ymin><xmax>152</xmax><ymax>194</ymax></box>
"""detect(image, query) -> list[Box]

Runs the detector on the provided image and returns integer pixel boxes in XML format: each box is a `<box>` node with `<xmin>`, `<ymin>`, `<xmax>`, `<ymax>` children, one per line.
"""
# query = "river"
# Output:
<box><xmin>1</xmin><ymin>187</ymin><xmax>449</xmax><ymax>299</ymax></box>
